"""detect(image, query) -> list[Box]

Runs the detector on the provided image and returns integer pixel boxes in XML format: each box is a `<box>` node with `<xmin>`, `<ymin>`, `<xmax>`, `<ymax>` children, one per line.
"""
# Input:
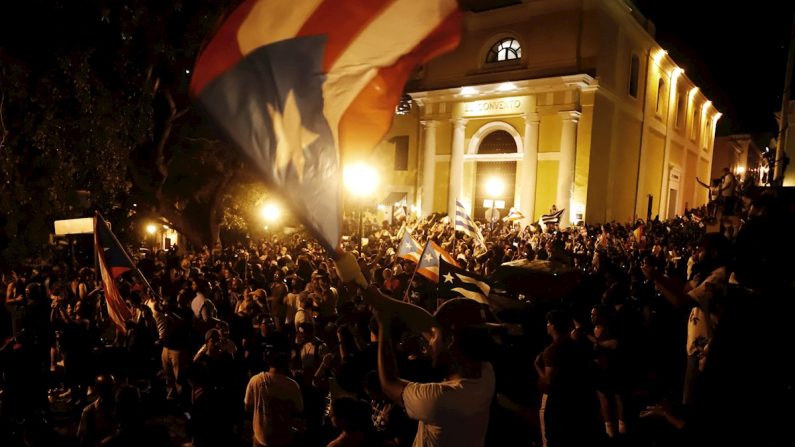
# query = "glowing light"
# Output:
<box><xmin>344</xmin><ymin>163</ymin><xmax>379</xmax><ymax>197</ymax></box>
<box><xmin>146</xmin><ymin>224</ymin><xmax>157</xmax><ymax>235</ymax></box>
<box><xmin>653</xmin><ymin>49</ymin><xmax>668</xmax><ymax>65</ymax></box>
<box><xmin>688</xmin><ymin>86</ymin><xmax>699</xmax><ymax>103</ymax></box>
<box><xmin>735</xmin><ymin>166</ymin><xmax>746</xmax><ymax>176</ymax></box>
<box><xmin>260</xmin><ymin>203</ymin><xmax>281</xmax><ymax>222</ymax></box>
<box><xmin>460</xmin><ymin>86</ymin><xmax>477</xmax><ymax>96</ymax></box>
<box><xmin>485</xmin><ymin>177</ymin><xmax>505</xmax><ymax>197</ymax></box>
<box><xmin>496</xmin><ymin>82</ymin><xmax>516</xmax><ymax>92</ymax></box>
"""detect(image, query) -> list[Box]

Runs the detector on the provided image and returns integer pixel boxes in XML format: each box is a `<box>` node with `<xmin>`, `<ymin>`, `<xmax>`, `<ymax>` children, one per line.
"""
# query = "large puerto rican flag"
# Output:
<box><xmin>190</xmin><ymin>0</ymin><xmax>462</xmax><ymax>251</ymax></box>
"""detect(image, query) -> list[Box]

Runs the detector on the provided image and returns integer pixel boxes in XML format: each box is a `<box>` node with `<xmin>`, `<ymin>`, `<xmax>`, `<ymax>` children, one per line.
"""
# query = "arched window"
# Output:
<box><xmin>478</xmin><ymin>130</ymin><xmax>517</xmax><ymax>154</ymax></box>
<box><xmin>486</xmin><ymin>38</ymin><xmax>521</xmax><ymax>63</ymax></box>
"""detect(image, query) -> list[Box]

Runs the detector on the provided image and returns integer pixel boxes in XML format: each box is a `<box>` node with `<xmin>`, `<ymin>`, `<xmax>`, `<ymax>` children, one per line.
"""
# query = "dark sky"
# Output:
<box><xmin>635</xmin><ymin>0</ymin><xmax>795</xmax><ymax>137</ymax></box>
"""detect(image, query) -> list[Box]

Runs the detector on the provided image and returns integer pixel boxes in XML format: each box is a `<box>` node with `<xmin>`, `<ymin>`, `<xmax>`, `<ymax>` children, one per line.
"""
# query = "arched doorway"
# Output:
<box><xmin>474</xmin><ymin>130</ymin><xmax>517</xmax><ymax>220</ymax></box>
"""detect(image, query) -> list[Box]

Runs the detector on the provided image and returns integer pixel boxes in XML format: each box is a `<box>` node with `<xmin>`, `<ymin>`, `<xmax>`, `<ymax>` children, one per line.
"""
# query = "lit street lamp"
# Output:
<box><xmin>260</xmin><ymin>203</ymin><xmax>281</xmax><ymax>223</ymax></box>
<box><xmin>146</xmin><ymin>223</ymin><xmax>157</xmax><ymax>251</ymax></box>
<box><xmin>344</xmin><ymin>163</ymin><xmax>379</xmax><ymax>251</ymax></box>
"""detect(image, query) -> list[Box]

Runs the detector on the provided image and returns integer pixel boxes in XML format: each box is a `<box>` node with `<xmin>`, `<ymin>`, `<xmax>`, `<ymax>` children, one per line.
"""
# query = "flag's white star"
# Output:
<box><xmin>443</xmin><ymin>272</ymin><xmax>454</xmax><ymax>283</ymax></box>
<box><xmin>424</xmin><ymin>253</ymin><xmax>434</xmax><ymax>263</ymax></box>
<box><xmin>404</xmin><ymin>242</ymin><xmax>413</xmax><ymax>250</ymax></box>
<box><xmin>267</xmin><ymin>90</ymin><xmax>319</xmax><ymax>182</ymax></box>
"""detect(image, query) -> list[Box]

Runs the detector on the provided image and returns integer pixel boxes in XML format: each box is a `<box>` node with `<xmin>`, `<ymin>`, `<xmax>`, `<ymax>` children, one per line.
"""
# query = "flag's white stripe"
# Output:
<box><xmin>454</xmin><ymin>273</ymin><xmax>490</xmax><ymax>295</ymax></box>
<box><xmin>451</xmin><ymin>287</ymin><xmax>487</xmax><ymax>304</ymax></box>
<box><xmin>323</xmin><ymin>0</ymin><xmax>458</xmax><ymax>144</ymax></box>
<box><xmin>236</xmin><ymin>0</ymin><xmax>324</xmax><ymax>55</ymax></box>
<box><xmin>420</xmin><ymin>266</ymin><xmax>439</xmax><ymax>277</ymax></box>
<box><xmin>98</xmin><ymin>257</ymin><xmax>127</xmax><ymax>331</ymax></box>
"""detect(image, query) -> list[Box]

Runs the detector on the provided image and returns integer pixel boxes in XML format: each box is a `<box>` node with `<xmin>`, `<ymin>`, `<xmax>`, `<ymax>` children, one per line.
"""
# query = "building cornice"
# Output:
<box><xmin>409</xmin><ymin>74</ymin><xmax>597</xmax><ymax>103</ymax></box>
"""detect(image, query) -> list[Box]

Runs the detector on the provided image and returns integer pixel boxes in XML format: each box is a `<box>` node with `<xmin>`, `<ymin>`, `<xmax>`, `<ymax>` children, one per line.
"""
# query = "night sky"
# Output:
<box><xmin>635</xmin><ymin>0</ymin><xmax>795</xmax><ymax>137</ymax></box>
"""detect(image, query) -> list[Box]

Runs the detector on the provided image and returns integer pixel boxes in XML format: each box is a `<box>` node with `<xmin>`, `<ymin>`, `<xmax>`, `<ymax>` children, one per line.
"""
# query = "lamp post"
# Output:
<box><xmin>344</xmin><ymin>163</ymin><xmax>379</xmax><ymax>252</ymax></box>
<box><xmin>485</xmin><ymin>177</ymin><xmax>505</xmax><ymax>230</ymax></box>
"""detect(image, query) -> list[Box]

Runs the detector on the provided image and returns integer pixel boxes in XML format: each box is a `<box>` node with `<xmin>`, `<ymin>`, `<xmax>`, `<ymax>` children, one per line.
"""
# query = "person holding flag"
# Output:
<box><xmin>371</xmin><ymin>284</ymin><xmax>496</xmax><ymax>447</ymax></box>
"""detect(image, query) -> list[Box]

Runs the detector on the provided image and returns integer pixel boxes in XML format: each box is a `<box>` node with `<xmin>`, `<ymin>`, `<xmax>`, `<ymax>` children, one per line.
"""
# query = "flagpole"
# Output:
<box><xmin>96</xmin><ymin>212</ymin><xmax>160</xmax><ymax>300</ymax></box>
<box><xmin>402</xmin><ymin>240</ymin><xmax>429</xmax><ymax>302</ymax></box>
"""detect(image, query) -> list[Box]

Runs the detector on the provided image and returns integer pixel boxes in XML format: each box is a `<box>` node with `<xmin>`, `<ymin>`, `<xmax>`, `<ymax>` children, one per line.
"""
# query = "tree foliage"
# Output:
<box><xmin>0</xmin><ymin>0</ymin><xmax>267</xmax><ymax>264</ymax></box>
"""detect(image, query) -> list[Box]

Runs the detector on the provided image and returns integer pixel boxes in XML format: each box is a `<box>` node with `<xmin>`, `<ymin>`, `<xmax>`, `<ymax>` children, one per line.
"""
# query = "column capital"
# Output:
<box><xmin>420</xmin><ymin>119</ymin><xmax>439</xmax><ymax>129</ymax></box>
<box><xmin>450</xmin><ymin>117</ymin><xmax>468</xmax><ymax>128</ymax></box>
<box><xmin>558</xmin><ymin>110</ymin><xmax>581</xmax><ymax>123</ymax></box>
<box><xmin>522</xmin><ymin>112</ymin><xmax>541</xmax><ymax>123</ymax></box>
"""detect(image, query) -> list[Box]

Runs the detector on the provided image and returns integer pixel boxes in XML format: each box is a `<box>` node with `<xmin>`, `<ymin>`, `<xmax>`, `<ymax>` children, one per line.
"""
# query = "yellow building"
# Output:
<box><xmin>371</xmin><ymin>0</ymin><xmax>720</xmax><ymax>227</ymax></box>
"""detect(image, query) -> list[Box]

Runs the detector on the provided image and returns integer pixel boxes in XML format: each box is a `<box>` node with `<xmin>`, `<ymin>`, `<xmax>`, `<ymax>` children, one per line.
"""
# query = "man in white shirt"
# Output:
<box><xmin>244</xmin><ymin>352</ymin><xmax>304</xmax><ymax>447</ymax></box>
<box><xmin>293</xmin><ymin>296</ymin><xmax>315</xmax><ymax>333</ymax></box>
<box><xmin>643</xmin><ymin>233</ymin><xmax>730</xmax><ymax>405</ymax></box>
<box><xmin>372</xmin><ymin>289</ymin><xmax>496</xmax><ymax>447</ymax></box>
<box><xmin>719</xmin><ymin>167</ymin><xmax>737</xmax><ymax>215</ymax></box>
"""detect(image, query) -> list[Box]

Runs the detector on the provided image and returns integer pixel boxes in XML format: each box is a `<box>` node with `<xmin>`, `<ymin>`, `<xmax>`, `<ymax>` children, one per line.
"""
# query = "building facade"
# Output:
<box><xmin>778</xmin><ymin>100</ymin><xmax>795</xmax><ymax>187</ymax></box>
<box><xmin>712</xmin><ymin>135</ymin><xmax>766</xmax><ymax>186</ymax></box>
<box><xmin>370</xmin><ymin>0</ymin><xmax>721</xmax><ymax>226</ymax></box>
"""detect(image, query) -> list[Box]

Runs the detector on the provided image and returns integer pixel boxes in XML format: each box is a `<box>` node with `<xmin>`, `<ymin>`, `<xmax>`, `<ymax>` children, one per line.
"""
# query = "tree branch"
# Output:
<box><xmin>154</xmin><ymin>90</ymin><xmax>189</xmax><ymax>195</ymax></box>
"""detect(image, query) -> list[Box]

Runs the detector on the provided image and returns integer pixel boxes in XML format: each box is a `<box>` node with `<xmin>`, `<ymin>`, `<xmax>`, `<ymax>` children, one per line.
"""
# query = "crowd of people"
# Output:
<box><xmin>1</xmin><ymin>186</ymin><xmax>794</xmax><ymax>447</ymax></box>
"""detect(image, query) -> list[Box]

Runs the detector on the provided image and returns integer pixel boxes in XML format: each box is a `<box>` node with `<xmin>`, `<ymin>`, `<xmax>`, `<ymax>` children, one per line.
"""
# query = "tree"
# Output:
<box><xmin>0</xmin><ymin>0</ymin><xmax>246</xmax><ymax>262</ymax></box>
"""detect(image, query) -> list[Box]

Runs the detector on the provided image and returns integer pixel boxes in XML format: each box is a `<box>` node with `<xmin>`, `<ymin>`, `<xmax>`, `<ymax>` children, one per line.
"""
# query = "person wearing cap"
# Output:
<box><xmin>372</xmin><ymin>288</ymin><xmax>495</xmax><ymax>447</ymax></box>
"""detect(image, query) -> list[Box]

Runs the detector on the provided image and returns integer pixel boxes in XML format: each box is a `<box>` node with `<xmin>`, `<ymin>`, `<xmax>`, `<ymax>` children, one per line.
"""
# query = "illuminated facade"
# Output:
<box><xmin>712</xmin><ymin>135</ymin><xmax>765</xmax><ymax>186</ymax></box>
<box><xmin>370</xmin><ymin>0</ymin><xmax>720</xmax><ymax>226</ymax></box>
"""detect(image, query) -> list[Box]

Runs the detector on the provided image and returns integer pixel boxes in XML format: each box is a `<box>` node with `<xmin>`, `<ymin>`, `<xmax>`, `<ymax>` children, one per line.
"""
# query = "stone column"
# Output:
<box><xmin>519</xmin><ymin>113</ymin><xmax>540</xmax><ymax>226</ymax></box>
<box><xmin>556</xmin><ymin>111</ymin><xmax>580</xmax><ymax>227</ymax></box>
<box><xmin>448</xmin><ymin>118</ymin><xmax>467</xmax><ymax>222</ymax></box>
<box><xmin>420</xmin><ymin>120</ymin><xmax>438</xmax><ymax>218</ymax></box>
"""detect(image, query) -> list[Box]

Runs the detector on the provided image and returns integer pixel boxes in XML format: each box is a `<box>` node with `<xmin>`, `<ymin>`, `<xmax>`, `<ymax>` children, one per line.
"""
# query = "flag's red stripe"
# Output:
<box><xmin>110</xmin><ymin>266</ymin><xmax>132</xmax><ymax>279</ymax></box>
<box><xmin>297</xmin><ymin>0</ymin><xmax>395</xmax><ymax>71</ymax></box>
<box><xmin>338</xmin><ymin>10</ymin><xmax>461</xmax><ymax>157</ymax></box>
<box><xmin>190</xmin><ymin>0</ymin><xmax>258</xmax><ymax>96</ymax></box>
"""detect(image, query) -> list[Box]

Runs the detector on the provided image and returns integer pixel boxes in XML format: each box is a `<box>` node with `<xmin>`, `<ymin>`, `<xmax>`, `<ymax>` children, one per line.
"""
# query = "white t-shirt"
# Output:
<box><xmin>190</xmin><ymin>293</ymin><xmax>209</xmax><ymax>319</ymax></box>
<box><xmin>283</xmin><ymin>293</ymin><xmax>300</xmax><ymax>325</ymax></box>
<box><xmin>402</xmin><ymin>362</ymin><xmax>495</xmax><ymax>447</ymax></box>
<box><xmin>244</xmin><ymin>371</ymin><xmax>304</xmax><ymax>447</ymax></box>
<box><xmin>720</xmin><ymin>173</ymin><xmax>736</xmax><ymax>197</ymax></box>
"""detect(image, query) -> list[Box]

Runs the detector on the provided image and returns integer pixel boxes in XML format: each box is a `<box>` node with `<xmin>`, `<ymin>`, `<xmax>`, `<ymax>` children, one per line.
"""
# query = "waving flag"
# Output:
<box><xmin>190</xmin><ymin>0</ymin><xmax>462</xmax><ymax>251</ymax></box>
<box><xmin>503</xmin><ymin>208</ymin><xmax>525</xmax><ymax>222</ymax></box>
<box><xmin>438</xmin><ymin>258</ymin><xmax>491</xmax><ymax>305</ymax></box>
<box><xmin>455</xmin><ymin>200</ymin><xmax>485</xmax><ymax>246</ymax></box>
<box><xmin>94</xmin><ymin>213</ymin><xmax>135</xmax><ymax>333</ymax></box>
<box><xmin>539</xmin><ymin>208</ymin><xmax>565</xmax><ymax>227</ymax></box>
<box><xmin>397</xmin><ymin>230</ymin><xmax>422</xmax><ymax>263</ymax></box>
<box><xmin>416</xmin><ymin>240</ymin><xmax>458</xmax><ymax>282</ymax></box>
<box><xmin>393</xmin><ymin>205</ymin><xmax>406</xmax><ymax>222</ymax></box>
